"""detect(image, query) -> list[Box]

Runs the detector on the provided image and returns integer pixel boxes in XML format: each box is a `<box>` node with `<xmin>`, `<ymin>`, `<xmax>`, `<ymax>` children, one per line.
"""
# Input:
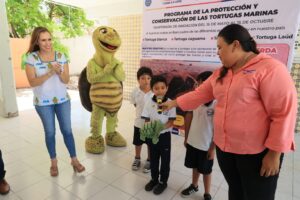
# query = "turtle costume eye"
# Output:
<box><xmin>99</xmin><ymin>28</ymin><xmax>107</xmax><ymax>34</ymax></box>
<box><xmin>92</xmin><ymin>26</ymin><xmax>121</xmax><ymax>53</ymax></box>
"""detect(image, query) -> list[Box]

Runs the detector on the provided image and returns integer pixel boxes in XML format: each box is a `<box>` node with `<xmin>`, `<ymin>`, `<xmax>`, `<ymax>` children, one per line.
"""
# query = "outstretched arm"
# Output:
<box><xmin>161</xmin><ymin>99</ymin><xmax>178</xmax><ymax>111</ymax></box>
<box><xmin>162</xmin><ymin>75</ymin><xmax>214</xmax><ymax>111</ymax></box>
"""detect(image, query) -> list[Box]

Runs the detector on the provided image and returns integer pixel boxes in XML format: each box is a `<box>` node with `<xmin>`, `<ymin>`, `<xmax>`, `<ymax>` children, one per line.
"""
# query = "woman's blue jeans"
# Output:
<box><xmin>35</xmin><ymin>100</ymin><xmax>76</xmax><ymax>159</ymax></box>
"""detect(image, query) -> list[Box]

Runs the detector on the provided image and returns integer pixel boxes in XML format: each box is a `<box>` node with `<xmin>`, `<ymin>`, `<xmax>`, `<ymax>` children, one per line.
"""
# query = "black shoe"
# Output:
<box><xmin>181</xmin><ymin>184</ymin><xmax>199</xmax><ymax>197</ymax></box>
<box><xmin>145</xmin><ymin>180</ymin><xmax>158</xmax><ymax>191</ymax></box>
<box><xmin>204</xmin><ymin>193</ymin><xmax>212</xmax><ymax>200</ymax></box>
<box><xmin>153</xmin><ymin>182</ymin><xmax>167</xmax><ymax>195</ymax></box>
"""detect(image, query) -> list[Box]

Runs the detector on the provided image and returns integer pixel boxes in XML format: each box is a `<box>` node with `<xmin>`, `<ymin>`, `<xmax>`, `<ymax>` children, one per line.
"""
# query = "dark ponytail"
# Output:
<box><xmin>217</xmin><ymin>24</ymin><xmax>259</xmax><ymax>83</ymax></box>
<box><xmin>240</xmin><ymin>37</ymin><xmax>259</xmax><ymax>54</ymax></box>
<box><xmin>217</xmin><ymin>67</ymin><xmax>229</xmax><ymax>83</ymax></box>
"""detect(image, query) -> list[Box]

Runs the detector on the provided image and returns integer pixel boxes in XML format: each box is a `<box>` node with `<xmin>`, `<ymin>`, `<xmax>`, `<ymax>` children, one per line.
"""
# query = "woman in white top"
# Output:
<box><xmin>25</xmin><ymin>27</ymin><xmax>85</xmax><ymax>177</ymax></box>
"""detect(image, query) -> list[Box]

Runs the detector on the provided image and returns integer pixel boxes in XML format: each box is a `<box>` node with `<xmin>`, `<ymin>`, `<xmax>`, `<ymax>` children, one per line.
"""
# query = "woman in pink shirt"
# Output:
<box><xmin>162</xmin><ymin>24</ymin><xmax>297</xmax><ymax>200</ymax></box>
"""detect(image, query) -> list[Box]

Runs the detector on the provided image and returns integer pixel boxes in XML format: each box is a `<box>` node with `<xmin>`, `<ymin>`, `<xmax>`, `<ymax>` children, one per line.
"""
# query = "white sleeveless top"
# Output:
<box><xmin>25</xmin><ymin>51</ymin><xmax>70</xmax><ymax>106</ymax></box>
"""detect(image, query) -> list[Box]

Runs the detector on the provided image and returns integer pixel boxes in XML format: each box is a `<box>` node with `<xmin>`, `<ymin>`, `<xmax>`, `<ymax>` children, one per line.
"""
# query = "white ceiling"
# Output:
<box><xmin>50</xmin><ymin>0</ymin><xmax>133</xmax><ymax>9</ymax></box>
<box><xmin>49</xmin><ymin>0</ymin><xmax>142</xmax><ymax>18</ymax></box>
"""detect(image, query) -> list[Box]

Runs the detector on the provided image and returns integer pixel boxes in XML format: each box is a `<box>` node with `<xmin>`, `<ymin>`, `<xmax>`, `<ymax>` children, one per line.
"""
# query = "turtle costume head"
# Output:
<box><xmin>92</xmin><ymin>26</ymin><xmax>121</xmax><ymax>54</ymax></box>
<box><xmin>78</xmin><ymin>26</ymin><xmax>126</xmax><ymax>154</ymax></box>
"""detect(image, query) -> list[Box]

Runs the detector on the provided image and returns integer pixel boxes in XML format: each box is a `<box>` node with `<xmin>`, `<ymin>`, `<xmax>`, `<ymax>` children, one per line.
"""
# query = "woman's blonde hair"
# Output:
<box><xmin>27</xmin><ymin>27</ymin><xmax>51</xmax><ymax>53</ymax></box>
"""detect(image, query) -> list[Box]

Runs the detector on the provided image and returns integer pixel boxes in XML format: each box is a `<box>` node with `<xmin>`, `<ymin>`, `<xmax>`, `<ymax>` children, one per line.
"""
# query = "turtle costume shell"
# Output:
<box><xmin>78</xmin><ymin>68</ymin><xmax>92</xmax><ymax>112</ymax></box>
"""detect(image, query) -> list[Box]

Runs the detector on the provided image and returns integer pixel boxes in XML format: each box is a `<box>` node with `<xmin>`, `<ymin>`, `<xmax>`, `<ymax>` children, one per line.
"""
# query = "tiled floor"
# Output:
<box><xmin>0</xmin><ymin>89</ymin><xmax>299</xmax><ymax>200</ymax></box>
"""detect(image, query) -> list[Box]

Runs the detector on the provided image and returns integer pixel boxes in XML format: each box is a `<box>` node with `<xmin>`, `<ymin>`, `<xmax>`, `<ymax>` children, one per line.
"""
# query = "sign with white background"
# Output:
<box><xmin>142</xmin><ymin>0</ymin><xmax>300</xmax><ymax>69</ymax></box>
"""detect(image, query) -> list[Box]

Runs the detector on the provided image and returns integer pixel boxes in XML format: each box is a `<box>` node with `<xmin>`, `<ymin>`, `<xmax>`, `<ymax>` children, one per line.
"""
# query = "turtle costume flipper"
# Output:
<box><xmin>78</xmin><ymin>67</ymin><xmax>92</xmax><ymax>112</ymax></box>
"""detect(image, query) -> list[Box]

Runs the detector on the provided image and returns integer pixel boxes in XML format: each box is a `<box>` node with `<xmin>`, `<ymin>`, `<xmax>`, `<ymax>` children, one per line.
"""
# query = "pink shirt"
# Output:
<box><xmin>177</xmin><ymin>53</ymin><xmax>297</xmax><ymax>154</ymax></box>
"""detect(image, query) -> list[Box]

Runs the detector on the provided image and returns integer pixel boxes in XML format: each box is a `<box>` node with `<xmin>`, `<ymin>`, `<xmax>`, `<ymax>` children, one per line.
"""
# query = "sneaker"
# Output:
<box><xmin>181</xmin><ymin>184</ymin><xmax>199</xmax><ymax>197</ymax></box>
<box><xmin>153</xmin><ymin>182</ymin><xmax>167</xmax><ymax>195</ymax></box>
<box><xmin>132</xmin><ymin>158</ymin><xmax>141</xmax><ymax>171</ymax></box>
<box><xmin>145</xmin><ymin>179</ymin><xmax>158</xmax><ymax>191</ymax></box>
<box><xmin>204</xmin><ymin>193</ymin><xmax>212</xmax><ymax>200</ymax></box>
<box><xmin>143</xmin><ymin>160</ymin><xmax>151</xmax><ymax>173</ymax></box>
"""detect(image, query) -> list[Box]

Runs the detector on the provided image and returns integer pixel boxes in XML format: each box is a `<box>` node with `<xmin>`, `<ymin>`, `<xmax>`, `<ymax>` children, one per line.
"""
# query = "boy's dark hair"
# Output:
<box><xmin>196</xmin><ymin>71</ymin><xmax>214</xmax><ymax>107</ymax></box>
<box><xmin>150</xmin><ymin>75</ymin><xmax>167</xmax><ymax>89</ymax></box>
<box><xmin>196</xmin><ymin>71</ymin><xmax>213</xmax><ymax>82</ymax></box>
<box><xmin>137</xmin><ymin>66</ymin><xmax>153</xmax><ymax>79</ymax></box>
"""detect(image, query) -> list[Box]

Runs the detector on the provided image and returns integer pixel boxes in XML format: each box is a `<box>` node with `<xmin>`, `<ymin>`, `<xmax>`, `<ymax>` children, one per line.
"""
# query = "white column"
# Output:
<box><xmin>0</xmin><ymin>0</ymin><xmax>19</xmax><ymax>117</ymax></box>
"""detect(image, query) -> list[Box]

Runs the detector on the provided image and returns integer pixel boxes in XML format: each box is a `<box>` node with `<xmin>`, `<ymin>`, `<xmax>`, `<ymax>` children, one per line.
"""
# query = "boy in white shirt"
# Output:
<box><xmin>130</xmin><ymin>67</ymin><xmax>153</xmax><ymax>172</ymax></box>
<box><xmin>181</xmin><ymin>71</ymin><xmax>215</xmax><ymax>200</ymax></box>
<box><xmin>141</xmin><ymin>75</ymin><xmax>176</xmax><ymax>195</ymax></box>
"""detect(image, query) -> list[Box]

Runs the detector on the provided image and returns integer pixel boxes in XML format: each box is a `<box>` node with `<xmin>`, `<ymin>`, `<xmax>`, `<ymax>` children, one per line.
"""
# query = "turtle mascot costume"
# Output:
<box><xmin>79</xmin><ymin>26</ymin><xmax>126</xmax><ymax>154</ymax></box>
